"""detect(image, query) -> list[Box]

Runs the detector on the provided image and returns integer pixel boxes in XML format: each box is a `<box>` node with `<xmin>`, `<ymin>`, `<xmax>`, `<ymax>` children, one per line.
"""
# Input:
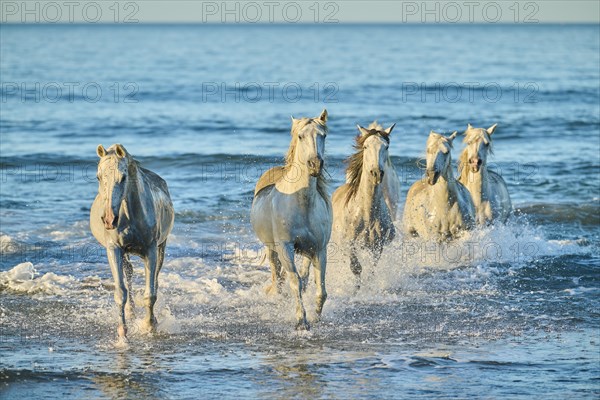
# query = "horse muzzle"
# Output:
<box><xmin>469</xmin><ymin>158</ymin><xmax>482</xmax><ymax>173</ymax></box>
<box><xmin>426</xmin><ymin>170</ymin><xmax>440</xmax><ymax>185</ymax></box>
<box><xmin>307</xmin><ymin>156</ymin><xmax>323</xmax><ymax>177</ymax></box>
<box><xmin>102</xmin><ymin>212</ymin><xmax>118</xmax><ymax>230</ymax></box>
<box><xmin>371</xmin><ymin>168</ymin><xmax>384</xmax><ymax>185</ymax></box>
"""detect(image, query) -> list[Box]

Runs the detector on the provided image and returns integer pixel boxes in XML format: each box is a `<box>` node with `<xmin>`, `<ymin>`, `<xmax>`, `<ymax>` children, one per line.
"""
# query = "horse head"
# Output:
<box><xmin>289</xmin><ymin>109</ymin><xmax>328</xmax><ymax>177</ymax></box>
<box><xmin>425</xmin><ymin>130</ymin><xmax>457</xmax><ymax>185</ymax></box>
<box><xmin>463</xmin><ymin>123</ymin><xmax>497</xmax><ymax>173</ymax></box>
<box><xmin>356</xmin><ymin>121</ymin><xmax>395</xmax><ymax>185</ymax></box>
<box><xmin>96</xmin><ymin>144</ymin><xmax>133</xmax><ymax>230</ymax></box>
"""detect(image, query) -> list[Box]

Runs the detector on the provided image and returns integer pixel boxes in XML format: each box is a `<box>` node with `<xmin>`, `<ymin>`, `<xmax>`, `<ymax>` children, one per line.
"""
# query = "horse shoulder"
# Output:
<box><xmin>456</xmin><ymin>181</ymin><xmax>477</xmax><ymax>225</ymax></box>
<box><xmin>406</xmin><ymin>180</ymin><xmax>427</xmax><ymax>203</ymax></box>
<box><xmin>383</xmin><ymin>162</ymin><xmax>401</xmax><ymax>213</ymax></box>
<box><xmin>402</xmin><ymin>180</ymin><xmax>427</xmax><ymax>234</ymax></box>
<box><xmin>90</xmin><ymin>195</ymin><xmax>107</xmax><ymax>247</ymax></box>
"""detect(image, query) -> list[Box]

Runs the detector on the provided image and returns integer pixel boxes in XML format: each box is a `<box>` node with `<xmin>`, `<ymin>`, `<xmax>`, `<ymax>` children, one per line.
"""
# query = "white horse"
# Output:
<box><xmin>403</xmin><ymin>131</ymin><xmax>475</xmax><ymax>241</ymax></box>
<box><xmin>458</xmin><ymin>124</ymin><xmax>512</xmax><ymax>224</ymax></box>
<box><xmin>250</xmin><ymin>110</ymin><xmax>332</xmax><ymax>330</ymax></box>
<box><xmin>90</xmin><ymin>144</ymin><xmax>174</xmax><ymax>339</ymax></box>
<box><xmin>332</xmin><ymin>121</ymin><xmax>399</xmax><ymax>281</ymax></box>
<box><xmin>345</xmin><ymin>122</ymin><xmax>401</xmax><ymax>219</ymax></box>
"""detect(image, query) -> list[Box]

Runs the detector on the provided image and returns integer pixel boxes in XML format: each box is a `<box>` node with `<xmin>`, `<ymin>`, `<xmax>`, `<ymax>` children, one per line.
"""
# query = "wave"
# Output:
<box><xmin>0</xmin><ymin>262</ymin><xmax>81</xmax><ymax>295</ymax></box>
<box><xmin>516</xmin><ymin>202</ymin><xmax>600</xmax><ymax>226</ymax></box>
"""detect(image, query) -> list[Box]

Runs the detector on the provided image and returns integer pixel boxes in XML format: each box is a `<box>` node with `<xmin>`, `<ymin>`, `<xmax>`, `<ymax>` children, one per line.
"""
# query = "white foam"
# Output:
<box><xmin>0</xmin><ymin>262</ymin><xmax>103</xmax><ymax>296</ymax></box>
<box><xmin>1</xmin><ymin>234</ymin><xmax>19</xmax><ymax>254</ymax></box>
<box><xmin>1</xmin><ymin>219</ymin><xmax>593</xmax><ymax>335</ymax></box>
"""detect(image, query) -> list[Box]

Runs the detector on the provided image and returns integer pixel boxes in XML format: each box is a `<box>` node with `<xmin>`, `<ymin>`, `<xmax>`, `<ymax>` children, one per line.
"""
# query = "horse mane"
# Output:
<box><xmin>283</xmin><ymin>118</ymin><xmax>330</xmax><ymax>208</ymax></box>
<box><xmin>100</xmin><ymin>148</ymin><xmax>140</xmax><ymax>173</ymax></box>
<box><xmin>458</xmin><ymin>128</ymin><xmax>493</xmax><ymax>180</ymax></box>
<box><xmin>458</xmin><ymin>149</ymin><xmax>470</xmax><ymax>182</ymax></box>
<box><xmin>99</xmin><ymin>148</ymin><xmax>171</xmax><ymax>195</ymax></box>
<box><xmin>367</xmin><ymin>121</ymin><xmax>384</xmax><ymax>131</ymax></box>
<box><xmin>344</xmin><ymin>126</ymin><xmax>390</xmax><ymax>205</ymax></box>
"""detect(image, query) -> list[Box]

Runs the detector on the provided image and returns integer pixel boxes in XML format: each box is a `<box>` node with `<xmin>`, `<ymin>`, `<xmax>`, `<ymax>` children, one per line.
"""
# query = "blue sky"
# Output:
<box><xmin>2</xmin><ymin>1</ymin><xmax>599</xmax><ymax>23</ymax></box>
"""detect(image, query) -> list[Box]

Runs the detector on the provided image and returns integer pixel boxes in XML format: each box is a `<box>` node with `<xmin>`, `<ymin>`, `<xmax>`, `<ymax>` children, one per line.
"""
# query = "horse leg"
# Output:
<box><xmin>349</xmin><ymin>248</ymin><xmax>362</xmax><ymax>290</ymax></box>
<box><xmin>312</xmin><ymin>250</ymin><xmax>327</xmax><ymax>321</ymax></box>
<box><xmin>157</xmin><ymin>241</ymin><xmax>166</xmax><ymax>275</ymax></box>
<box><xmin>107</xmin><ymin>246</ymin><xmax>127</xmax><ymax>339</ymax></box>
<box><xmin>123</xmin><ymin>254</ymin><xmax>135</xmax><ymax>319</ymax></box>
<box><xmin>155</xmin><ymin>241</ymin><xmax>167</xmax><ymax>293</ymax></box>
<box><xmin>299</xmin><ymin>256</ymin><xmax>311</xmax><ymax>293</ymax></box>
<box><xmin>278</xmin><ymin>243</ymin><xmax>308</xmax><ymax>330</ymax></box>
<box><xmin>370</xmin><ymin>244</ymin><xmax>383</xmax><ymax>279</ymax></box>
<box><xmin>265</xmin><ymin>247</ymin><xmax>284</xmax><ymax>296</ymax></box>
<box><xmin>143</xmin><ymin>245</ymin><xmax>159</xmax><ymax>333</ymax></box>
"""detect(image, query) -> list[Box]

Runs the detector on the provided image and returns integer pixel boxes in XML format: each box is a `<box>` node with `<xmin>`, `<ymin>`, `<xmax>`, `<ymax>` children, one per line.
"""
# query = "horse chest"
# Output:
<box><xmin>425</xmin><ymin>200</ymin><xmax>465</xmax><ymax>237</ymax></box>
<box><xmin>354</xmin><ymin>218</ymin><xmax>393</xmax><ymax>247</ymax></box>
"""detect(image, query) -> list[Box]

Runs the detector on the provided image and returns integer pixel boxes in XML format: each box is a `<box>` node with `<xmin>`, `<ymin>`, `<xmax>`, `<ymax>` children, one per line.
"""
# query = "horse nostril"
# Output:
<box><xmin>380</xmin><ymin>170</ymin><xmax>385</xmax><ymax>178</ymax></box>
<box><xmin>477</xmin><ymin>159</ymin><xmax>482</xmax><ymax>166</ymax></box>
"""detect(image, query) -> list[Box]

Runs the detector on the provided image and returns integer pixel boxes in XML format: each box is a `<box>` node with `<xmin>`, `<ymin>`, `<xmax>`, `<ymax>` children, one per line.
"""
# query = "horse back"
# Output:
<box><xmin>140</xmin><ymin>167</ymin><xmax>170</xmax><ymax>196</ymax></box>
<box><xmin>487</xmin><ymin>170</ymin><xmax>510</xmax><ymax>196</ymax></box>
<box><xmin>487</xmin><ymin>169</ymin><xmax>512</xmax><ymax>218</ymax></box>
<box><xmin>137</xmin><ymin>167</ymin><xmax>174</xmax><ymax>243</ymax></box>
<box><xmin>455</xmin><ymin>180</ymin><xmax>477</xmax><ymax>226</ymax></box>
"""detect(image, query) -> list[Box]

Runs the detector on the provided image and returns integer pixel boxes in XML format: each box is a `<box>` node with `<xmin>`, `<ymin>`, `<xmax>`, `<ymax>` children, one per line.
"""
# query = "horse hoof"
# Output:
<box><xmin>265</xmin><ymin>284</ymin><xmax>280</xmax><ymax>297</ymax></box>
<box><xmin>142</xmin><ymin>318</ymin><xmax>157</xmax><ymax>334</ymax></box>
<box><xmin>125</xmin><ymin>306</ymin><xmax>136</xmax><ymax>319</ymax></box>
<box><xmin>117</xmin><ymin>325</ymin><xmax>128</xmax><ymax>338</ymax></box>
<box><xmin>295</xmin><ymin>320</ymin><xmax>310</xmax><ymax>331</ymax></box>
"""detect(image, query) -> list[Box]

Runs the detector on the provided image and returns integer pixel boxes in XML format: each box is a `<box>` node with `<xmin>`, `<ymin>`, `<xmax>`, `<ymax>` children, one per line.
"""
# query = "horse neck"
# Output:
<box><xmin>432</xmin><ymin>162</ymin><xmax>458</xmax><ymax>205</ymax></box>
<box><xmin>278</xmin><ymin>160</ymin><xmax>317</xmax><ymax>197</ymax></box>
<box><xmin>122</xmin><ymin>164</ymin><xmax>144</xmax><ymax>215</ymax></box>
<box><xmin>464</xmin><ymin>165</ymin><xmax>490</xmax><ymax>206</ymax></box>
<box><xmin>358</xmin><ymin>167</ymin><xmax>386</xmax><ymax>219</ymax></box>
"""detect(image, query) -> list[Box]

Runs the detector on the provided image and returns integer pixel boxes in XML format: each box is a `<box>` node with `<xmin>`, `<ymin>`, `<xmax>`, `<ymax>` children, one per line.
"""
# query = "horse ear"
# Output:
<box><xmin>96</xmin><ymin>145</ymin><xmax>106</xmax><ymax>158</ymax></box>
<box><xmin>357</xmin><ymin>125</ymin><xmax>370</xmax><ymax>136</ymax></box>
<box><xmin>115</xmin><ymin>144</ymin><xmax>127</xmax><ymax>158</ymax></box>
<box><xmin>384</xmin><ymin>123</ymin><xmax>396</xmax><ymax>135</ymax></box>
<box><xmin>318</xmin><ymin>109</ymin><xmax>328</xmax><ymax>122</ymax></box>
<box><xmin>487</xmin><ymin>123</ymin><xmax>498</xmax><ymax>135</ymax></box>
<box><xmin>448</xmin><ymin>131</ymin><xmax>458</xmax><ymax>142</ymax></box>
<box><xmin>467</xmin><ymin>123</ymin><xmax>473</xmax><ymax>130</ymax></box>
